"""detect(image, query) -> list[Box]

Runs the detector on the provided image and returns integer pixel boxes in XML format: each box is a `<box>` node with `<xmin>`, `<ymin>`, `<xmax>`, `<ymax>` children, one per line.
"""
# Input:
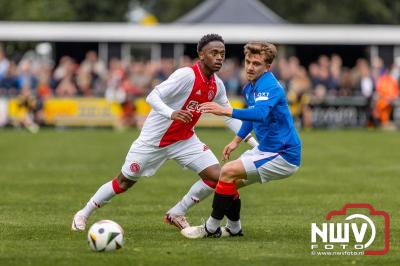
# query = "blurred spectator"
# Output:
<box><xmin>308</xmin><ymin>63</ymin><xmax>320</xmax><ymax>88</ymax></box>
<box><xmin>105</xmin><ymin>58</ymin><xmax>126</xmax><ymax>103</ymax></box>
<box><xmin>287</xmin><ymin>67</ymin><xmax>312</xmax><ymax>129</ymax></box>
<box><xmin>0</xmin><ymin>61</ymin><xmax>18</xmax><ymax>96</ymax></box>
<box><xmin>218</xmin><ymin>58</ymin><xmax>241</xmax><ymax>95</ymax></box>
<box><xmin>178</xmin><ymin>56</ymin><xmax>194</xmax><ymax>68</ymax></box>
<box><xmin>1</xmin><ymin>46</ymin><xmax>399</xmax><ymax>129</ymax></box>
<box><xmin>373</xmin><ymin>69</ymin><xmax>399</xmax><ymax>128</ymax></box>
<box><xmin>79</xmin><ymin>50</ymin><xmax>107</xmax><ymax>96</ymax></box>
<box><xmin>156</xmin><ymin>58</ymin><xmax>175</xmax><ymax>82</ymax></box>
<box><xmin>0</xmin><ymin>48</ymin><xmax>10</xmax><ymax>81</ymax></box>
<box><xmin>339</xmin><ymin>68</ymin><xmax>353</xmax><ymax>96</ymax></box>
<box><xmin>54</xmin><ymin>56</ymin><xmax>78</xmax><ymax>97</ymax></box>
<box><xmin>12</xmin><ymin>86</ymin><xmax>40</xmax><ymax>133</ymax></box>
<box><xmin>16</xmin><ymin>60</ymin><xmax>38</xmax><ymax>91</ymax></box>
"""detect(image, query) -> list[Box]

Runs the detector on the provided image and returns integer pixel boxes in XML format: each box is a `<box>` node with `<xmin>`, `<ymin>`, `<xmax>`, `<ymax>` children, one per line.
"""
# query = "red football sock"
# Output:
<box><xmin>112</xmin><ymin>177</ymin><xmax>126</xmax><ymax>194</ymax></box>
<box><xmin>215</xmin><ymin>180</ymin><xmax>238</xmax><ymax>196</ymax></box>
<box><xmin>203</xmin><ymin>179</ymin><xmax>217</xmax><ymax>189</ymax></box>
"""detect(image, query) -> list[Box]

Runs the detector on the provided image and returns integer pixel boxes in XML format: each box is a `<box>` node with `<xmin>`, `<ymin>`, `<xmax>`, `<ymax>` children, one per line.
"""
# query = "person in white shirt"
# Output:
<box><xmin>72</xmin><ymin>34</ymin><xmax>257</xmax><ymax>231</ymax></box>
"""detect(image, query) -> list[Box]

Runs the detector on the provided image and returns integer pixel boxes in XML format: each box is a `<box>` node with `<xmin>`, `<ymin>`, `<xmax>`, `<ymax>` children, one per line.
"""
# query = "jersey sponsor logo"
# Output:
<box><xmin>256</xmin><ymin>92</ymin><xmax>269</xmax><ymax>101</ymax></box>
<box><xmin>203</xmin><ymin>144</ymin><xmax>209</xmax><ymax>151</ymax></box>
<box><xmin>186</xmin><ymin>100</ymin><xmax>201</xmax><ymax>113</ymax></box>
<box><xmin>130</xmin><ymin>162</ymin><xmax>141</xmax><ymax>173</ymax></box>
<box><xmin>208</xmin><ymin>90</ymin><xmax>215</xmax><ymax>101</ymax></box>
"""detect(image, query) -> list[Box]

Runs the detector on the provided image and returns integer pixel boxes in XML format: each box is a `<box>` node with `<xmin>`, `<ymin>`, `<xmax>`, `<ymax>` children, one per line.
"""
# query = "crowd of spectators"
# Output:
<box><xmin>0</xmin><ymin>47</ymin><xmax>399</xmax><ymax>130</ymax></box>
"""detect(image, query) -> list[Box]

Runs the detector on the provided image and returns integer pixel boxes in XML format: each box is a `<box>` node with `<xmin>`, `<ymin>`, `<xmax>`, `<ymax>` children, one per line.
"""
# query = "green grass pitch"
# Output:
<box><xmin>0</xmin><ymin>128</ymin><xmax>399</xmax><ymax>265</ymax></box>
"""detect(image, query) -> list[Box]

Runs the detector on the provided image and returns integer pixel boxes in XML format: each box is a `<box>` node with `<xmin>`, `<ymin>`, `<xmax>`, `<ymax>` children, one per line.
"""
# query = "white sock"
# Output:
<box><xmin>206</xmin><ymin>216</ymin><xmax>222</xmax><ymax>233</ymax></box>
<box><xmin>226</xmin><ymin>219</ymin><xmax>241</xmax><ymax>234</ymax></box>
<box><xmin>80</xmin><ymin>181</ymin><xmax>116</xmax><ymax>217</ymax></box>
<box><xmin>167</xmin><ymin>179</ymin><xmax>214</xmax><ymax>216</ymax></box>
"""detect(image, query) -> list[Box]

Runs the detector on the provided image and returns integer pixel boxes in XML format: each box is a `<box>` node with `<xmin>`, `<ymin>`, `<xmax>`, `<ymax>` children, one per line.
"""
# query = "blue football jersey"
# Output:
<box><xmin>233</xmin><ymin>71</ymin><xmax>301</xmax><ymax>166</ymax></box>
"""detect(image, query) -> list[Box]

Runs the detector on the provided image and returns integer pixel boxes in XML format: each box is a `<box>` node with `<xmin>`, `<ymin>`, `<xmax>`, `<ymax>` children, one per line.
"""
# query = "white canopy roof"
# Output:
<box><xmin>0</xmin><ymin>22</ymin><xmax>400</xmax><ymax>45</ymax></box>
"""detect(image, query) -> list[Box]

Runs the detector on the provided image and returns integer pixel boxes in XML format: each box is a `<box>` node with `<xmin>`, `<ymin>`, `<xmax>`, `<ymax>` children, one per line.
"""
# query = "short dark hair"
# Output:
<box><xmin>197</xmin><ymin>34</ymin><xmax>224</xmax><ymax>53</ymax></box>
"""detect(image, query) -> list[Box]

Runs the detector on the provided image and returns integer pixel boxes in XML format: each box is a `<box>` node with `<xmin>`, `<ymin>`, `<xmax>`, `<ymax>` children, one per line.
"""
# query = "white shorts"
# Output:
<box><xmin>240</xmin><ymin>147</ymin><xmax>299</xmax><ymax>184</ymax></box>
<box><xmin>121</xmin><ymin>134</ymin><xmax>219</xmax><ymax>180</ymax></box>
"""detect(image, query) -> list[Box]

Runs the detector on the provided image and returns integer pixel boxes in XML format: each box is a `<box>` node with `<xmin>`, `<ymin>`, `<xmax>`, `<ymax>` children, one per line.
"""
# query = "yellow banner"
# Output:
<box><xmin>7</xmin><ymin>97</ymin><xmax>245</xmax><ymax>127</ymax></box>
<box><xmin>43</xmin><ymin>98</ymin><xmax>122</xmax><ymax>126</ymax></box>
<box><xmin>7</xmin><ymin>98</ymin><xmax>122</xmax><ymax>126</ymax></box>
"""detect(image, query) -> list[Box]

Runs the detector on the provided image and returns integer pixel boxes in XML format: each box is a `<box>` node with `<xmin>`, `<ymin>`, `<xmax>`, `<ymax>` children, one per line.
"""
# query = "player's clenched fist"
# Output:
<box><xmin>171</xmin><ymin>110</ymin><xmax>193</xmax><ymax>123</ymax></box>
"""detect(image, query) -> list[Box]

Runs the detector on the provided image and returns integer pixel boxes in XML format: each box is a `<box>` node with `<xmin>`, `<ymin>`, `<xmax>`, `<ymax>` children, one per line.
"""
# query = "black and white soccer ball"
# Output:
<box><xmin>87</xmin><ymin>220</ymin><xmax>124</xmax><ymax>252</ymax></box>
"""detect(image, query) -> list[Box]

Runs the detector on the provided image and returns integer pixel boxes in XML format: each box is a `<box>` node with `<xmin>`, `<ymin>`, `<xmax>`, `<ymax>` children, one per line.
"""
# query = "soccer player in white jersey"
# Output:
<box><xmin>71</xmin><ymin>34</ymin><xmax>257</xmax><ymax>231</ymax></box>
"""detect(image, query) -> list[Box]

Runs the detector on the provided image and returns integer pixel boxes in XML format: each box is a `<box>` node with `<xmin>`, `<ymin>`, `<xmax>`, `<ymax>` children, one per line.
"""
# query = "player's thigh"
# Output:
<box><xmin>219</xmin><ymin>159</ymin><xmax>247</xmax><ymax>182</ymax></box>
<box><xmin>169</xmin><ymin>135</ymin><xmax>220</xmax><ymax>175</ymax></box>
<box><xmin>239</xmin><ymin>147</ymin><xmax>281</xmax><ymax>185</ymax></box>
<box><xmin>257</xmin><ymin>155</ymin><xmax>299</xmax><ymax>183</ymax></box>
<box><xmin>121</xmin><ymin>141</ymin><xmax>167</xmax><ymax>181</ymax></box>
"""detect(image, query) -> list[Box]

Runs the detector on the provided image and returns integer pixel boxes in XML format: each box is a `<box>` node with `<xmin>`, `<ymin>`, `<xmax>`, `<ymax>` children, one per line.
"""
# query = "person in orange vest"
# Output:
<box><xmin>373</xmin><ymin>70</ymin><xmax>399</xmax><ymax>127</ymax></box>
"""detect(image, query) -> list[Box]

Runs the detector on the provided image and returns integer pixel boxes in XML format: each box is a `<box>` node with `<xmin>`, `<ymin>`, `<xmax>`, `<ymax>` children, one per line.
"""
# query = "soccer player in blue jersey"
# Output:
<box><xmin>181</xmin><ymin>41</ymin><xmax>302</xmax><ymax>238</ymax></box>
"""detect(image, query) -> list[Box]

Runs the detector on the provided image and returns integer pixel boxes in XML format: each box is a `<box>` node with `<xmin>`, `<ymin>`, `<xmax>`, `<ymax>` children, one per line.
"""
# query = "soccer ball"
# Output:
<box><xmin>87</xmin><ymin>220</ymin><xmax>124</xmax><ymax>252</ymax></box>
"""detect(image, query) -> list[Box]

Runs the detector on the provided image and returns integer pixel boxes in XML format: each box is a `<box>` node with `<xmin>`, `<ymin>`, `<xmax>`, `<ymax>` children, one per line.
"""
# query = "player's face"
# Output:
<box><xmin>245</xmin><ymin>53</ymin><xmax>268</xmax><ymax>83</ymax></box>
<box><xmin>199</xmin><ymin>41</ymin><xmax>225</xmax><ymax>72</ymax></box>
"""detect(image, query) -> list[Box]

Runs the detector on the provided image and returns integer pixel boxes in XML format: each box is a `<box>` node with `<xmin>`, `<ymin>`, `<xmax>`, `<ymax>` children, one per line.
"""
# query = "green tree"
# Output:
<box><xmin>69</xmin><ymin>0</ymin><xmax>131</xmax><ymax>22</ymax></box>
<box><xmin>0</xmin><ymin>0</ymin><xmax>131</xmax><ymax>22</ymax></box>
<box><xmin>145</xmin><ymin>0</ymin><xmax>203</xmax><ymax>22</ymax></box>
<box><xmin>261</xmin><ymin>0</ymin><xmax>400</xmax><ymax>24</ymax></box>
<box><xmin>1</xmin><ymin>0</ymin><xmax>400</xmax><ymax>24</ymax></box>
<box><xmin>0</xmin><ymin>0</ymin><xmax>76</xmax><ymax>21</ymax></box>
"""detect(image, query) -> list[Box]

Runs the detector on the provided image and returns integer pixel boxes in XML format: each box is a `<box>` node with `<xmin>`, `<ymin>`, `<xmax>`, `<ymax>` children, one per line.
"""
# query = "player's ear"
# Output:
<box><xmin>198</xmin><ymin>50</ymin><xmax>204</xmax><ymax>60</ymax></box>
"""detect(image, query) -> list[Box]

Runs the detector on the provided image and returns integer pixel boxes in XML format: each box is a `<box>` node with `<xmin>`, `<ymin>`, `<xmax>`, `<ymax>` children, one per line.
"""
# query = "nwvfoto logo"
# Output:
<box><xmin>311</xmin><ymin>204</ymin><xmax>390</xmax><ymax>256</ymax></box>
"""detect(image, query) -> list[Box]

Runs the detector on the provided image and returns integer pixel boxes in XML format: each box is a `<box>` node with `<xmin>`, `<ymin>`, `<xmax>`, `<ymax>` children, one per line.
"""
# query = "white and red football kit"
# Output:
<box><xmin>121</xmin><ymin>62</ymin><xmax>245</xmax><ymax>180</ymax></box>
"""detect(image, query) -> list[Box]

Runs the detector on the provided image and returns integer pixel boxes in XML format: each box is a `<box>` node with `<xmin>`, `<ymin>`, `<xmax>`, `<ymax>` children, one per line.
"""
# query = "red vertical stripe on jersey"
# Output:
<box><xmin>159</xmin><ymin>63</ymin><xmax>217</xmax><ymax>147</ymax></box>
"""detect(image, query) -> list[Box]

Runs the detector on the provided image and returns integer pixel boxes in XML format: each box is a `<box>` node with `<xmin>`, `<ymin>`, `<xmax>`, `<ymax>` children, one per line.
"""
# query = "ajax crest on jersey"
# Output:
<box><xmin>87</xmin><ymin>220</ymin><xmax>124</xmax><ymax>252</ymax></box>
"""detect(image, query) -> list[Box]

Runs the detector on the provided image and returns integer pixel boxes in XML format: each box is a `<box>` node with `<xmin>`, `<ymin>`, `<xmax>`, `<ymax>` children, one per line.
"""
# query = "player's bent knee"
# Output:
<box><xmin>117</xmin><ymin>173</ymin><xmax>136</xmax><ymax>190</ymax></box>
<box><xmin>220</xmin><ymin>164</ymin><xmax>238</xmax><ymax>183</ymax></box>
<box><xmin>199</xmin><ymin>164</ymin><xmax>220</xmax><ymax>183</ymax></box>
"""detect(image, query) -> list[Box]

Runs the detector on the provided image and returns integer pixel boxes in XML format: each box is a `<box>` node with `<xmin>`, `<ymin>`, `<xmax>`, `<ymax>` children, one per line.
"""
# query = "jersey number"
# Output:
<box><xmin>186</xmin><ymin>100</ymin><xmax>201</xmax><ymax>113</ymax></box>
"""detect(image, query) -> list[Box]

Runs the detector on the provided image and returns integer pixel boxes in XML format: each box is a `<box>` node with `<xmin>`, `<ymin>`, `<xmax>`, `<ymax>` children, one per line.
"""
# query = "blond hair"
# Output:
<box><xmin>244</xmin><ymin>42</ymin><xmax>277</xmax><ymax>65</ymax></box>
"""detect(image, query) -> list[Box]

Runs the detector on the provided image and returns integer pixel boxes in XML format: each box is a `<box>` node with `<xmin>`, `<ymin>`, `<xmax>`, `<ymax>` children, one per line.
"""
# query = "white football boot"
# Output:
<box><xmin>181</xmin><ymin>225</ymin><xmax>221</xmax><ymax>239</ymax></box>
<box><xmin>71</xmin><ymin>211</ymin><xmax>88</xmax><ymax>231</ymax></box>
<box><xmin>221</xmin><ymin>226</ymin><xmax>244</xmax><ymax>237</ymax></box>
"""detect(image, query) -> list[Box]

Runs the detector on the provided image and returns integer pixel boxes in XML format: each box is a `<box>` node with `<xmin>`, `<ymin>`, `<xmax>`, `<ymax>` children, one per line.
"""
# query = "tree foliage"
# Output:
<box><xmin>261</xmin><ymin>0</ymin><xmax>400</xmax><ymax>24</ymax></box>
<box><xmin>0</xmin><ymin>0</ymin><xmax>131</xmax><ymax>22</ymax></box>
<box><xmin>0</xmin><ymin>0</ymin><xmax>400</xmax><ymax>24</ymax></box>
